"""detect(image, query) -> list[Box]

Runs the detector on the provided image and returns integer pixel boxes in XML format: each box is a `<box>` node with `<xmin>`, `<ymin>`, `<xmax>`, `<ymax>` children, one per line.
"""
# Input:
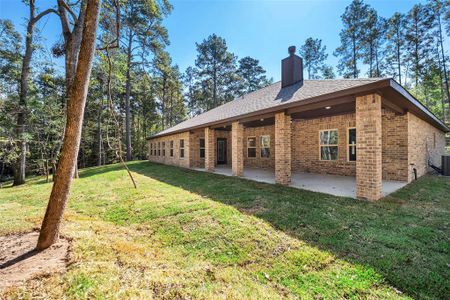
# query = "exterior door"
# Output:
<box><xmin>217</xmin><ymin>138</ymin><xmax>227</xmax><ymax>165</ymax></box>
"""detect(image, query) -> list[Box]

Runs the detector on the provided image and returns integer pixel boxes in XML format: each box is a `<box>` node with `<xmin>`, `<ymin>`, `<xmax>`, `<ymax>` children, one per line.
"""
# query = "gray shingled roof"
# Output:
<box><xmin>153</xmin><ymin>78</ymin><xmax>386</xmax><ymax>137</ymax></box>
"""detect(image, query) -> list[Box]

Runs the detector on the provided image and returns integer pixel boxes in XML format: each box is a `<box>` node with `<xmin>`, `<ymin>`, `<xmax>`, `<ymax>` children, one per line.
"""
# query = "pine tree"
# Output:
<box><xmin>194</xmin><ymin>34</ymin><xmax>238</xmax><ymax>110</ymax></box>
<box><xmin>404</xmin><ymin>4</ymin><xmax>434</xmax><ymax>90</ymax></box>
<box><xmin>428</xmin><ymin>0</ymin><xmax>450</xmax><ymax>121</ymax></box>
<box><xmin>299</xmin><ymin>38</ymin><xmax>328</xmax><ymax>79</ymax></box>
<box><xmin>236</xmin><ymin>56</ymin><xmax>272</xmax><ymax>95</ymax></box>
<box><xmin>384</xmin><ymin>12</ymin><xmax>406</xmax><ymax>84</ymax></box>
<box><xmin>362</xmin><ymin>8</ymin><xmax>385</xmax><ymax>77</ymax></box>
<box><xmin>334</xmin><ymin>0</ymin><xmax>369</xmax><ymax>78</ymax></box>
<box><xmin>321</xmin><ymin>65</ymin><xmax>336</xmax><ymax>79</ymax></box>
<box><xmin>120</xmin><ymin>0</ymin><xmax>171</xmax><ymax>161</ymax></box>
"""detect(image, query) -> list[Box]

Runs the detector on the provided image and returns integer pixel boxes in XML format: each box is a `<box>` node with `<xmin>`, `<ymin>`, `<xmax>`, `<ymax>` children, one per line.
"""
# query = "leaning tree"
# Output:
<box><xmin>37</xmin><ymin>0</ymin><xmax>102</xmax><ymax>250</ymax></box>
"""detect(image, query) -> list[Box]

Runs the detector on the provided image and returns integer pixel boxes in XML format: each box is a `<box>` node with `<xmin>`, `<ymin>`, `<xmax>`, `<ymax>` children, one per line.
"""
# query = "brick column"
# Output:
<box><xmin>232</xmin><ymin>121</ymin><xmax>244</xmax><ymax>176</ymax></box>
<box><xmin>185</xmin><ymin>132</ymin><xmax>191</xmax><ymax>168</ymax></box>
<box><xmin>356</xmin><ymin>93</ymin><xmax>382</xmax><ymax>200</ymax></box>
<box><xmin>275</xmin><ymin>112</ymin><xmax>291</xmax><ymax>185</ymax></box>
<box><xmin>205</xmin><ymin>127</ymin><xmax>215</xmax><ymax>172</ymax></box>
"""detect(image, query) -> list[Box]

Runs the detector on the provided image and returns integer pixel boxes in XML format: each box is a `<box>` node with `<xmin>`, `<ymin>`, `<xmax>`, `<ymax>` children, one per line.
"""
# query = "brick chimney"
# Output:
<box><xmin>281</xmin><ymin>46</ymin><xmax>303</xmax><ymax>88</ymax></box>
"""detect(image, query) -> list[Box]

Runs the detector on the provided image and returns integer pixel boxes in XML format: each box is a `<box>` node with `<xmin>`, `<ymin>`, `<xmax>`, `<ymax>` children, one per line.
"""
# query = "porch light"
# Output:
<box><xmin>325</xmin><ymin>106</ymin><xmax>331</xmax><ymax>110</ymax></box>
<box><xmin>260</xmin><ymin>118</ymin><xmax>264</xmax><ymax>121</ymax></box>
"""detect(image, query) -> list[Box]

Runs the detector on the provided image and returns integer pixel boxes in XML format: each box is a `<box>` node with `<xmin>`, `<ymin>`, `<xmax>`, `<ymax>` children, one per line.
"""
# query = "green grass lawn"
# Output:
<box><xmin>0</xmin><ymin>161</ymin><xmax>449</xmax><ymax>299</ymax></box>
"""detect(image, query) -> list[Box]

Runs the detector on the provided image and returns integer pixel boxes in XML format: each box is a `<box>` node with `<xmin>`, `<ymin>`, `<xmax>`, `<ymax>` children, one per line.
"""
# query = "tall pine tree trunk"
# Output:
<box><xmin>437</xmin><ymin>13</ymin><xmax>450</xmax><ymax>120</ymax></box>
<box><xmin>396</xmin><ymin>27</ymin><xmax>402</xmax><ymax>85</ymax></box>
<box><xmin>97</xmin><ymin>104</ymin><xmax>103</xmax><ymax>166</ymax></box>
<box><xmin>125</xmin><ymin>29</ymin><xmax>133</xmax><ymax>161</ymax></box>
<box><xmin>37</xmin><ymin>0</ymin><xmax>101</xmax><ymax>250</ymax></box>
<box><xmin>352</xmin><ymin>37</ymin><xmax>357</xmax><ymax>78</ymax></box>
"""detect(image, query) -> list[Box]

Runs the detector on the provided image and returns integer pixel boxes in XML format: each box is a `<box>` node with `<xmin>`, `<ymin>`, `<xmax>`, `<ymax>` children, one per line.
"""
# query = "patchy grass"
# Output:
<box><xmin>0</xmin><ymin>161</ymin><xmax>449</xmax><ymax>299</ymax></box>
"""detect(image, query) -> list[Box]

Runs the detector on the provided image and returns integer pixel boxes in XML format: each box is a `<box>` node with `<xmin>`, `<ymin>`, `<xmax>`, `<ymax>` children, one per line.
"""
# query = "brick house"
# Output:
<box><xmin>148</xmin><ymin>47</ymin><xmax>448</xmax><ymax>200</ymax></box>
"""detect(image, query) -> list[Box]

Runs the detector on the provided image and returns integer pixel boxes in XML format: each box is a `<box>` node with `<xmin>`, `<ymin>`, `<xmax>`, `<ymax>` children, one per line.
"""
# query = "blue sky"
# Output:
<box><xmin>0</xmin><ymin>0</ymin><xmax>428</xmax><ymax>81</ymax></box>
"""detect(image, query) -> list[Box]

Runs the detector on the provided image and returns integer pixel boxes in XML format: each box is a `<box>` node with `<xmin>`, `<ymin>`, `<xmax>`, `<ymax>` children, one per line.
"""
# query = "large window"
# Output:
<box><xmin>180</xmin><ymin>139</ymin><xmax>185</xmax><ymax>158</ymax></box>
<box><xmin>247</xmin><ymin>137</ymin><xmax>256</xmax><ymax>158</ymax></box>
<box><xmin>170</xmin><ymin>141</ymin><xmax>174</xmax><ymax>157</ymax></box>
<box><xmin>320</xmin><ymin>130</ymin><xmax>338</xmax><ymax>160</ymax></box>
<box><xmin>348</xmin><ymin>128</ymin><xmax>356</xmax><ymax>161</ymax></box>
<box><xmin>162</xmin><ymin>142</ymin><xmax>166</xmax><ymax>157</ymax></box>
<box><xmin>260</xmin><ymin>135</ymin><xmax>270</xmax><ymax>158</ymax></box>
<box><xmin>199</xmin><ymin>138</ymin><xmax>205</xmax><ymax>159</ymax></box>
<box><xmin>158</xmin><ymin>142</ymin><xmax>161</xmax><ymax>156</ymax></box>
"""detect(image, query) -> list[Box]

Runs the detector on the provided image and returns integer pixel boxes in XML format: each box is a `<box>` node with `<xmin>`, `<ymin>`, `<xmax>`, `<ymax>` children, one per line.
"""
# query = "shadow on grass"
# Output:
<box><xmin>89</xmin><ymin>161</ymin><xmax>450</xmax><ymax>299</ymax></box>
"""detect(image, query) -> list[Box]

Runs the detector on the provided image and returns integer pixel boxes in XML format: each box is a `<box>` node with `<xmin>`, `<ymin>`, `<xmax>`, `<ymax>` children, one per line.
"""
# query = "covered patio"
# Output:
<box><xmin>194</xmin><ymin>166</ymin><xmax>407</xmax><ymax>198</ymax></box>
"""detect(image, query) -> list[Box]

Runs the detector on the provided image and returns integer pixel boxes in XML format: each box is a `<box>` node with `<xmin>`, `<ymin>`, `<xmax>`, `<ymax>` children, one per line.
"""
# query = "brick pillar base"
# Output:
<box><xmin>232</xmin><ymin>121</ymin><xmax>244</xmax><ymax>176</ymax></box>
<box><xmin>356</xmin><ymin>93</ymin><xmax>382</xmax><ymax>200</ymax></box>
<box><xmin>275</xmin><ymin>112</ymin><xmax>291</xmax><ymax>185</ymax></box>
<box><xmin>205</xmin><ymin>127</ymin><xmax>215</xmax><ymax>172</ymax></box>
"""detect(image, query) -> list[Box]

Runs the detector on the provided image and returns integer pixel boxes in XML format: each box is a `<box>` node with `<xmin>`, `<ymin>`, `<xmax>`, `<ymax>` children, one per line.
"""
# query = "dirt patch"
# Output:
<box><xmin>0</xmin><ymin>231</ymin><xmax>71</xmax><ymax>291</ymax></box>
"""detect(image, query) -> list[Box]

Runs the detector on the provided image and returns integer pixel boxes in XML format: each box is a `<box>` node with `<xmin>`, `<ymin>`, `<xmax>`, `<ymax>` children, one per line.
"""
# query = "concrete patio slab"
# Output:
<box><xmin>194</xmin><ymin>166</ymin><xmax>407</xmax><ymax>198</ymax></box>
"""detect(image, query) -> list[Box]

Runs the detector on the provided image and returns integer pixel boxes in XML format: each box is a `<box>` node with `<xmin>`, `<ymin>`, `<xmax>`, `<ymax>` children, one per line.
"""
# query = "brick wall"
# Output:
<box><xmin>407</xmin><ymin>112</ymin><xmax>446</xmax><ymax>182</ymax></box>
<box><xmin>148</xmin><ymin>100</ymin><xmax>445</xmax><ymax>189</ymax></box>
<box><xmin>243</xmin><ymin>125</ymin><xmax>275</xmax><ymax>169</ymax></box>
<box><xmin>292</xmin><ymin>113</ymin><xmax>356</xmax><ymax>176</ymax></box>
<box><xmin>148</xmin><ymin>131</ymin><xmax>190</xmax><ymax>168</ymax></box>
<box><xmin>382</xmin><ymin>110</ymin><xmax>408</xmax><ymax>181</ymax></box>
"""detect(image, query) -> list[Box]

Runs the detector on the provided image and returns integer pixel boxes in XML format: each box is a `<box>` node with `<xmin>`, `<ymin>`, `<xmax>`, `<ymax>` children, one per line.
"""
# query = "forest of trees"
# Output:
<box><xmin>0</xmin><ymin>0</ymin><xmax>449</xmax><ymax>186</ymax></box>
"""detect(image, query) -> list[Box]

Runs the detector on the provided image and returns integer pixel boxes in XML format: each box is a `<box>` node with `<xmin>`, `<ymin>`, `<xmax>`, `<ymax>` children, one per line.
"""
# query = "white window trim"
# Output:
<box><xmin>347</xmin><ymin>127</ymin><xmax>356</xmax><ymax>162</ymax></box>
<box><xmin>247</xmin><ymin>136</ymin><xmax>257</xmax><ymax>158</ymax></box>
<box><xmin>199</xmin><ymin>138</ymin><xmax>205</xmax><ymax>160</ymax></box>
<box><xmin>260</xmin><ymin>135</ymin><xmax>271</xmax><ymax>158</ymax></box>
<box><xmin>319</xmin><ymin>129</ymin><xmax>339</xmax><ymax>161</ymax></box>
<box><xmin>179</xmin><ymin>139</ymin><xmax>185</xmax><ymax>159</ymax></box>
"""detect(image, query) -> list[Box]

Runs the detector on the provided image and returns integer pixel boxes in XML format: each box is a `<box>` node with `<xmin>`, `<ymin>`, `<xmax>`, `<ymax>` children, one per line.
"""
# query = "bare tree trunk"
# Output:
<box><xmin>125</xmin><ymin>29</ymin><xmax>133</xmax><ymax>161</ymax></box>
<box><xmin>396</xmin><ymin>26</ymin><xmax>402</xmax><ymax>85</ymax></box>
<box><xmin>161</xmin><ymin>75</ymin><xmax>166</xmax><ymax>129</ymax></box>
<box><xmin>45</xmin><ymin>159</ymin><xmax>49</xmax><ymax>183</ymax></box>
<box><xmin>37</xmin><ymin>0</ymin><xmax>101</xmax><ymax>250</ymax></box>
<box><xmin>97</xmin><ymin>105</ymin><xmax>103</xmax><ymax>166</ymax></box>
<box><xmin>352</xmin><ymin>37</ymin><xmax>357</xmax><ymax>78</ymax></box>
<box><xmin>437</xmin><ymin>13</ymin><xmax>450</xmax><ymax>120</ymax></box>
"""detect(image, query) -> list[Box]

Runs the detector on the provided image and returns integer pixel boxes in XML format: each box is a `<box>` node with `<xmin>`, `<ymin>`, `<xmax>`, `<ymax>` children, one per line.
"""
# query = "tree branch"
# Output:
<box><xmin>31</xmin><ymin>9</ymin><xmax>59</xmax><ymax>26</ymax></box>
<box><xmin>59</xmin><ymin>0</ymin><xmax>77</xmax><ymax>23</ymax></box>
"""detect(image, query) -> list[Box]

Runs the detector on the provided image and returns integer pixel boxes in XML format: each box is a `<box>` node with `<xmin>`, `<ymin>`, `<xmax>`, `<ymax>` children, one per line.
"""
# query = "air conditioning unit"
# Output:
<box><xmin>442</xmin><ymin>155</ymin><xmax>450</xmax><ymax>176</ymax></box>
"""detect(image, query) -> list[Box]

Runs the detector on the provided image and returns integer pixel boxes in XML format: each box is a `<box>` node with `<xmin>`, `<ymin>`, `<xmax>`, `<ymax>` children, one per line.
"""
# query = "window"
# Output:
<box><xmin>150</xmin><ymin>143</ymin><xmax>153</xmax><ymax>156</ymax></box>
<box><xmin>170</xmin><ymin>141</ymin><xmax>174</xmax><ymax>157</ymax></box>
<box><xmin>199</xmin><ymin>138</ymin><xmax>205</xmax><ymax>159</ymax></box>
<box><xmin>180</xmin><ymin>139</ymin><xmax>185</xmax><ymax>158</ymax></box>
<box><xmin>260</xmin><ymin>135</ymin><xmax>270</xmax><ymax>158</ymax></box>
<box><xmin>320</xmin><ymin>130</ymin><xmax>338</xmax><ymax>160</ymax></box>
<box><xmin>158</xmin><ymin>142</ymin><xmax>161</xmax><ymax>156</ymax></box>
<box><xmin>247</xmin><ymin>137</ymin><xmax>256</xmax><ymax>158</ymax></box>
<box><xmin>348</xmin><ymin>128</ymin><xmax>356</xmax><ymax>162</ymax></box>
<box><xmin>162</xmin><ymin>142</ymin><xmax>166</xmax><ymax>157</ymax></box>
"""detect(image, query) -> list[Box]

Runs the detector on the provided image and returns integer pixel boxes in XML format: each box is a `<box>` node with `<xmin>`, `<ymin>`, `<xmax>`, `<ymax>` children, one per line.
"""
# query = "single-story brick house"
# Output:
<box><xmin>148</xmin><ymin>46</ymin><xmax>448</xmax><ymax>200</ymax></box>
